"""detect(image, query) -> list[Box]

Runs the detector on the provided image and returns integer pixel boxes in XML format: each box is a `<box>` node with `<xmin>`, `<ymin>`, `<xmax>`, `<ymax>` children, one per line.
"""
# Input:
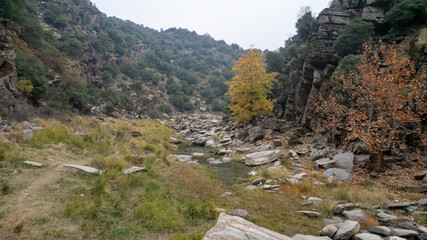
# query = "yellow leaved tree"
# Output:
<box><xmin>225</xmin><ymin>48</ymin><xmax>279</xmax><ymax>124</ymax></box>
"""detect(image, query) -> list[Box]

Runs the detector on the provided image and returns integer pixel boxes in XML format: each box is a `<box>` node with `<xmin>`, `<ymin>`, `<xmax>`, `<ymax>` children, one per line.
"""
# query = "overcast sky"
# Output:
<box><xmin>90</xmin><ymin>0</ymin><xmax>331</xmax><ymax>51</ymax></box>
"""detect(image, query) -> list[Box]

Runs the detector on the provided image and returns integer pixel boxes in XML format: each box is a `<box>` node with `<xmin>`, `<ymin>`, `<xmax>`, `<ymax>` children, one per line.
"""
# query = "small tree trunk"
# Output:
<box><xmin>368</xmin><ymin>151</ymin><xmax>387</xmax><ymax>172</ymax></box>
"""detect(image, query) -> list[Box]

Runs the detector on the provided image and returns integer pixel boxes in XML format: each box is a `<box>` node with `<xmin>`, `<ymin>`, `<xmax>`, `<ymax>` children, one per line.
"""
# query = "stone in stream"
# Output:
<box><xmin>60</xmin><ymin>164</ymin><xmax>102</xmax><ymax>174</ymax></box>
<box><xmin>192</xmin><ymin>152</ymin><xmax>205</xmax><ymax>157</ymax></box>
<box><xmin>243</xmin><ymin>150</ymin><xmax>283</xmax><ymax>166</ymax></box>
<box><xmin>23</xmin><ymin>161</ymin><xmax>43</xmax><ymax>167</ymax></box>
<box><xmin>123</xmin><ymin>166</ymin><xmax>146</xmax><ymax>174</ymax></box>
<box><xmin>333</xmin><ymin>220</ymin><xmax>360</xmax><ymax>240</ymax></box>
<box><xmin>299</xmin><ymin>211</ymin><xmax>322</xmax><ymax>217</ymax></box>
<box><xmin>169</xmin><ymin>155</ymin><xmax>197</xmax><ymax>164</ymax></box>
<box><xmin>203</xmin><ymin>213</ymin><xmax>292</xmax><ymax>240</ymax></box>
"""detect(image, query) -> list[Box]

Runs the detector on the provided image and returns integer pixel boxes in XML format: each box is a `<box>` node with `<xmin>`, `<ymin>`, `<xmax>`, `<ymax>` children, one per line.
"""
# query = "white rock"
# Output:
<box><xmin>23</xmin><ymin>161</ymin><xmax>43</xmax><ymax>167</ymax></box>
<box><xmin>60</xmin><ymin>164</ymin><xmax>102</xmax><ymax>174</ymax></box>
<box><xmin>123</xmin><ymin>166</ymin><xmax>146</xmax><ymax>174</ymax></box>
<box><xmin>244</xmin><ymin>150</ymin><xmax>283</xmax><ymax>166</ymax></box>
<box><xmin>353</xmin><ymin>233</ymin><xmax>383</xmax><ymax>240</ymax></box>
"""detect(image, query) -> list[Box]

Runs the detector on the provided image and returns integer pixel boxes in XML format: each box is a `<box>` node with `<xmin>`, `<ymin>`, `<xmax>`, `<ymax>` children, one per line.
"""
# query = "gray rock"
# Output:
<box><xmin>245</xmin><ymin>185</ymin><xmax>257</xmax><ymax>190</ymax></box>
<box><xmin>308</xmin><ymin>197</ymin><xmax>323</xmax><ymax>201</ymax></box>
<box><xmin>288</xmin><ymin>150</ymin><xmax>299</xmax><ymax>160</ymax></box>
<box><xmin>418</xmin><ymin>198</ymin><xmax>427</xmax><ymax>206</ymax></box>
<box><xmin>217</xmin><ymin>149</ymin><xmax>232</xmax><ymax>155</ymax></box>
<box><xmin>311</xmin><ymin>148</ymin><xmax>327</xmax><ymax>161</ymax></box>
<box><xmin>301</xmin><ymin>201</ymin><xmax>313</xmax><ymax>206</ymax></box>
<box><xmin>60</xmin><ymin>164</ymin><xmax>102</xmax><ymax>174</ymax></box>
<box><xmin>293</xmin><ymin>173</ymin><xmax>309</xmax><ymax>180</ymax></box>
<box><xmin>324</xmin><ymin>168</ymin><xmax>352</xmax><ymax>182</ymax></box>
<box><xmin>314</xmin><ymin>181</ymin><xmax>326</xmax><ymax>186</ymax></box>
<box><xmin>203</xmin><ymin>213</ymin><xmax>292</xmax><ymax>240</ymax></box>
<box><xmin>255</xmin><ymin>144</ymin><xmax>271</xmax><ymax>152</ymax></box>
<box><xmin>205</xmin><ymin>140</ymin><xmax>216</xmax><ymax>148</ymax></box>
<box><xmin>369</xmin><ymin>226</ymin><xmax>391</xmax><ymax>236</ymax></box>
<box><xmin>123</xmin><ymin>166</ymin><xmax>146</xmax><ymax>174</ymax></box>
<box><xmin>320</xmin><ymin>224</ymin><xmax>338</xmax><ymax>238</ymax></box>
<box><xmin>388</xmin><ymin>227</ymin><xmax>418</xmax><ymax>238</ymax></box>
<box><xmin>248</xmin><ymin>126</ymin><xmax>264</xmax><ymax>143</ymax></box>
<box><xmin>415</xmin><ymin>171</ymin><xmax>427</xmax><ymax>180</ymax></box>
<box><xmin>229</xmin><ymin>209</ymin><xmax>248</xmax><ymax>219</ymax></box>
<box><xmin>386</xmin><ymin>237</ymin><xmax>406</xmax><ymax>240</ymax></box>
<box><xmin>333</xmin><ymin>152</ymin><xmax>354</xmax><ymax>172</ymax></box>
<box><xmin>376</xmin><ymin>213</ymin><xmax>399</xmax><ymax>225</ymax></box>
<box><xmin>333</xmin><ymin>220</ymin><xmax>360</xmax><ymax>240</ymax></box>
<box><xmin>315</xmin><ymin>158</ymin><xmax>336</xmax><ymax>169</ymax></box>
<box><xmin>293</xmin><ymin>234</ymin><xmax>332</xmax><ymax>240</ymax></box>
<box><xmin>219</xmin><ymin>137</ymin><xmax>232</xmax><ymax>144</ymax></box>
<box><xmin>23</xmin><ymin>129</ymin><xmax>33</xmax><ymax>138</ymax></box>
<box><xmin>399</xmin><ymin>184</ymin><xmax>427</xmax><ymax>193</ymax></box>
<box><xmin>387</xmin><ymin>202</ymin><xmax>411</xmax><ymax>209</ymax></box>
<box><xmin>282</xmin><ymin>178</ymin><xmax>302</xmax><ymax>184</ymax></box>
<box><xmin>23</xmin><ymin>161</ymin><xmax>43</xmax><ymax>167</ymax></box>
<box><xmin>299</xmin><ymin>211</ymin><xmax>322</xmax><ymax>217</ymax></box>
<box><xmin>342</xmin><ymin>209</ymin><xmax>367</xmax><ymax>223</ymax></box>
<box><xmin>243</xmin><ymin>150</ymin><xmax>283</xmax><ymax>166</ymax></box>
<box><xmin>251</xmin><ymin>178</ymin><xmax>267</xmax><ymax>186</ymax></box>
<box><xmin>221</xmin><ymin>157</ymin><xmax>231</xmax><ymax>163</ymax></box>
<box><xmin>323</xmin><ymin>216</ymin><xmax>344</xmax><ymax>225</ymax></box>
<box><xmin>353</xmin><ymin>233</ymin><xmax>383</xmax><ymax>240</ymax></box>
<box><xmin>129</xmin><ymin>131</ymin><xmax>144</xmax><ymax>137</ymax></box>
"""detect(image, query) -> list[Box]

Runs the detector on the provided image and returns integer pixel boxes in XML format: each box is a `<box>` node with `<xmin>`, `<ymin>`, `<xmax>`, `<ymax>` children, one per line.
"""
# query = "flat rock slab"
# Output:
<box><xmin>23</xmin><ymin>161</ymin><xmax>43</xmax><ymax>167</ymax></box>
<box><xmin>60</xmin><ymin>164</ymin><xmax>102</xmax><ymax>174</ymax></box>
<box><xmin>203</xmin><ymin>213</ymin><xmax>292</xmax><ymax>240</ymax></box>
<box><xmin>244</xmin><ymin>150</ymin><xmax>283</xmax><ymax>166</ymax></box>
<box><xmin>299</xmin><ymin>211</ymin><xmax>322</xmax><ymax>217</ymax></box>
<box><xmin>368</xmin><ymin>226</ymin><xmax>391</xmax><ymax>236</ymax></box>
<box><xmin>353</xmin><ymin>233</ymin><xmax>383</xmax><ymax>240</ymax></box>
<box><xmin>388</xmin><ymin>227</ymin><xmax>418</xmax><ymax>238</ymax></box>
<box><xmin>315</xmin><ymin>158</ymin><xmax>336</xmax><ymax>169</ymax></box>
<box><xmin>293</xmin><ymin>234</ymin><xmax>331</xmax><ymax>240</ymax></box>
<box><xmin>169</xmin><ymin>155</ymin><xmax>197</xmax><ymax>164</ymax></box>
<box><xmin>123</xmin><ymin>166</ymin><xmax>146</xmax><ymax>174</ymax></box>
<box><xmin>398</xmin><ymin>184</ymin><xmax>427</xmax><ymax>193</ymax></box>
<box><xmin>342</xmin><ymin>209</ymin><xmax>367</xmax><ymax>223</ymax></box>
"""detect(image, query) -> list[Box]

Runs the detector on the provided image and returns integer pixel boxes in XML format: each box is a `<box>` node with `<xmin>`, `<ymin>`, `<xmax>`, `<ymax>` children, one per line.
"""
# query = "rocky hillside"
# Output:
<box><xmin>269</xmin><ymin>0</ymin><xmax>427</xmax><ymax>129</ymax></box>
<box><xmin>0</xmin><ymin>0</ymin><xmax>243</xmax><ymax>118</ymax></box>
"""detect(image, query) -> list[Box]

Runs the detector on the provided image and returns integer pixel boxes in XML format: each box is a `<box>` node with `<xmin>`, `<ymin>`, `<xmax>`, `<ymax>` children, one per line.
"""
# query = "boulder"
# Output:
<box><xmin>415</xmin><ymin>171</ymin><xmax>427</xmax><ymax>180</ymax></box>
<box><xmin>324</xmin><ymin>168</ymin><xmax>352</xmax><ymax>182</ymax></box>
<box><xmin>369</xmin><ymin>226</ymin><xmax>391</xmax><ymax>236</ymax></box>
<box><xmin>205</xmin><ymin>140</ymin><xmax>216</xmax><ymax>148</ymax></box>
<box><xmin>243</xmin><ymin>150</ymin><xmax>283</xmax><ymax>166</ymax></box>
<box><xmin>353</xmin><ymin>233</ymin><xmax>383</xmax><ymax>240</ymax></box>
<box><xmin>333</xmin><ymin>220</ymin><xmax>360</xmax><ymax>240</ymax></box>
<box><xmin>310</xmin><ymin>148</ymin><xmax>328</xmax><ymax>161</ymax></box>
<box><xmin>203</xmin><ymin>213</ymin><xmax>292</xmax><ymax>240</ymax></box>
<box><xmin>315</xmin><ymin>158</ymin><xmax>336</xmax><ymax>169</ymax></box>
<box><xmin>320</xmin><ymin>224</ymin><xmax>339</xmax><ymax>238</ymax></box>
<box><xmin>333</xmin><ymin>152</ymin><xmax>354</xmax><ymax>172</ymax></box>
<box><xmin>376</xmin><ymin>213</ymin><xmax>399</xmax><ymax>225</ymax></box>
<box><xmin>248</xmin><ymin>126</ymin><xmax>264</xmax><ymax>143</ymax></box>
<box><xmin>418</xmin><ymin>198</ymin><xmax>427</xmax><ymax>206</ymax></box>
<box><xmin>342</xmin><ymin>209</ymin><xmax>367</xmax><ymax>223</ymax></box>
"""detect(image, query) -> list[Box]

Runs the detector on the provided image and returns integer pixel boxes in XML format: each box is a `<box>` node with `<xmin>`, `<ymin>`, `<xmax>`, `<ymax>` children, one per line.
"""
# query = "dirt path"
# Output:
<box><xmin>0</xmin><ymin>167</ymin><xmax>61</xmax><ymax>239</ymax></box>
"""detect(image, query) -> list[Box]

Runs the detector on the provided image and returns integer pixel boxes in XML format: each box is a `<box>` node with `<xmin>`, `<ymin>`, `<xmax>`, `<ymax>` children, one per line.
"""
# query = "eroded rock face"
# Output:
<box><xmin>203</xmin><ymin>213</ymin><xmax>292</xmax><ymax>240</ymax></box>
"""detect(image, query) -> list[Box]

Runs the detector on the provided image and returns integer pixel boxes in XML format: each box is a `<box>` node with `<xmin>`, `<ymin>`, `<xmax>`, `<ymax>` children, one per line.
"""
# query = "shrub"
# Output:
<box><xmin>15</xmin><ymin>51</ymin><xmax>48</xmax><ymax>100</ymax></box>
<box><xmin>158</xmin><ymin>104</ymin><xmax>172</xmax><ymax>114</ymax></box>
<box><xmin>104</xmin><ymin>103</ymin><xmax>115</xmax><ymax>117</ymax></box>
<box><xmin>385</xmin><ymin>0</ymin><xmax>427</xmax><ymax>31</ymax></box>
<box><xmin>295</xmin><ymin>8</ymin><xmax>317</xmax><ymax>42</ymax></box>
<box><xmin>333</xmin><ymin>19</ymin><xmax>374</xmax><ymax>57</ymax></box>
<box><xmin>17</xmin><ymin>78</ymin><xmax>33</xmax><ymax>97</ymax></box>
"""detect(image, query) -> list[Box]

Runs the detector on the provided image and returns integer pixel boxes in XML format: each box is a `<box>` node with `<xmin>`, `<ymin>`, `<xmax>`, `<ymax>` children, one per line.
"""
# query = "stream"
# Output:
<box><xmin>175</xmin><ymin>145</ymin><xmax>252</xmax><ymax>184</ymax></box>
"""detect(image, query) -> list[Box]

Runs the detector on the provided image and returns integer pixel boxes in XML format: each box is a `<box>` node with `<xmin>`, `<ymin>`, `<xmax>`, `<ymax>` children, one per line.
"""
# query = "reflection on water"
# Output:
<box><xmin>175</xmin><ymin>145</ymin><xmax>252</xmax><ymax>185</ymax></box>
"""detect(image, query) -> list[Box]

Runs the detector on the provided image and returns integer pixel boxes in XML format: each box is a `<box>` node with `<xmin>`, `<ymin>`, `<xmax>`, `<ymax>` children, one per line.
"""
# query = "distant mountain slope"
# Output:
<box><xmin>0</xmin><ymin>0</ymin><xmax>243</xmax><ymax>118</ymax></box>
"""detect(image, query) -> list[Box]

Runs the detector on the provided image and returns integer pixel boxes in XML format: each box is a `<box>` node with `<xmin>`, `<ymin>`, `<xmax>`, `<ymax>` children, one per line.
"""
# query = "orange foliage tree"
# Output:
<box><xmin>317</xmin><ymin>42</ymin><xmax>426</xmax><ymax>171</ymax></box>
<box><xmin>225</xmin><ymin>48</ymin><xmax>279</xmax><ymax>124</ymax></box>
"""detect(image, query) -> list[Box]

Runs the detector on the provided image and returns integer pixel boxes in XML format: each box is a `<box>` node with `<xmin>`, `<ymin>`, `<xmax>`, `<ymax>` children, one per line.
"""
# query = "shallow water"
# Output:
<box><xmin>175</xmin><ymin>145</ymin><xmax>252</xmax><ymax>184</ymax></box>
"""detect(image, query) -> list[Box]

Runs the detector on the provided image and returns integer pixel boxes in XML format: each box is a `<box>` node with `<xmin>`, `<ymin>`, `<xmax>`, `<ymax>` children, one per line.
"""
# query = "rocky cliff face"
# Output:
<box><xmin>282</xmin><ymin>0</ymin><xmax>426</xmax><ymax>129</ymax></box>
<box><xmin>0</xmin><ymin>20</ymin><xmax>30</xmax><ymax>116</ymax></box>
